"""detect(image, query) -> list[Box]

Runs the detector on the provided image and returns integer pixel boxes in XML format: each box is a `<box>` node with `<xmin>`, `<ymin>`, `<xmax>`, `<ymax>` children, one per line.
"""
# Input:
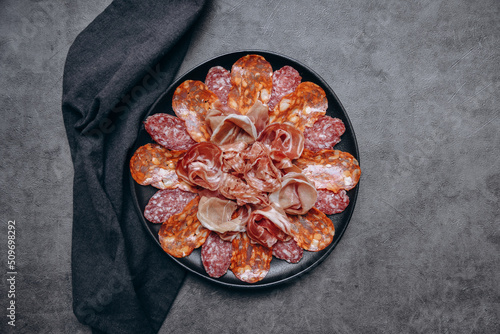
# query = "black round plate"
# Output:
<box><xmin>130</xmin><ymin>50</ymin><xmax>360</xmax><ymax>288</ymax></box>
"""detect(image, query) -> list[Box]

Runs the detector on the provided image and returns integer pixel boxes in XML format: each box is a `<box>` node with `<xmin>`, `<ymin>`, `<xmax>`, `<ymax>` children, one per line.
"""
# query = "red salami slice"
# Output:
<box><xmin>268</xmin><ymin>66</ymin><xmax>302</xmax><ymax>112</ymax></box>
<box><xmin>201</xmin><ymin>232</ymin><xmax>233</xmax><ymax>278</ymax></box>
<box><xmin>205</xmin><ymin>66</ymin><xmax>231</xmax><ymax>105</ymax></box>
<box><xmin>272</xmin><ymin>239</ymin><xmax>303</xmax><ymax>264</ymax></box>
<box><xmin>304</xmin><ymin>116</ymin><xmax>345</xmax><ymax>152</ymax></box>
<box><xmin>144</xmin><ymin>189</ymin><xmax>198</xmax><ymax>224</ymax></box>
<box><xmin>144</xmin><ymin>113</ymin><xmax>196</xmax><ymax>150</ymax></box>
<box><xmin>314</xmin><ymin>189</ymin><xmax>350</xmax><ymax>215</ymax></box>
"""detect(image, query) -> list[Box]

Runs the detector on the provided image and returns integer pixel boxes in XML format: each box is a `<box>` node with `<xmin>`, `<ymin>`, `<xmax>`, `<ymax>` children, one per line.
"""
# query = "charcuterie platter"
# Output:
<box><xmin>130</xmin><ymin>51</ymin><xmax>360</xmax><ymax>288</ymax></box>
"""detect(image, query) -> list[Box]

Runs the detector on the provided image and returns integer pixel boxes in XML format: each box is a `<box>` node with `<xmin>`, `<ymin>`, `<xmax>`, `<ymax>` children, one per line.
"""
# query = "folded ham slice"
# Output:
<box><xmin>218</xmin><ymin>173</ymin><xmax>269</xmax><ymax>206</ymax></box>
<box><xmin>197</xmin><ymin>196</ymin><xmax>246</xmax><ymax>233</ymax></box>
<box><xmin>243</xmin><ymin>142</ymin><xmax>282</xmax><ymax>193</ymax></box>
<box><xmin>210</xmin><ymin>114</ymin><xmax>258</xmax><ymax>146</ymax></box>
<box><xmin>258</xmin><ymin>123</ymin><xmax>304</xmax><ymax>169</ymax></box>
<box><xmin>246</xmin><ymin>205</ymin><xmax>293</xmax><ymax>248</ymax></box>
<box><xmin>176</xmin><ymin>142</ymin><xmax>223</xmax><ymax>191</ymax></box>
<box><xmin>269</xmin><ymin>172</ymin><xmax>317</xmax><ymax>215</ymax></box>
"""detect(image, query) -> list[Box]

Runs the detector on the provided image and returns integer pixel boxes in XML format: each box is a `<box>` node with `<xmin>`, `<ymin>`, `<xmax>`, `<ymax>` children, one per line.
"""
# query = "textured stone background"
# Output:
<box><xmin>1</xmin><ymin>0</ymin><xmax>499</xmax><ymax>333</ymax></box>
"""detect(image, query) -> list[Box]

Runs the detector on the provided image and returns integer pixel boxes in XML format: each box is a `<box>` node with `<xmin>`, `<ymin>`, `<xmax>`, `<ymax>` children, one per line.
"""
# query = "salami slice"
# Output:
<box><xmin>227</xmin><ymin>54</ymin><xmax>273</xmax><ymax>115</ymax></box>
<box><xmin>268</xmin><ymin>82</ymin><xmax>327</xmax><ymax>132</ymax></box>
<box><xmin>172</xmin><ymin>80</ymin><xmax>219</xmax><ymax>142</ymax></box>
<box><xmin>314</xmin><ymin>189</ymin><xmax>350</xmax><ymax>215</ymax></box>
<box><xmin>144</xmin><ymin>113</ymin><xmax>196</xmax><ymax>150</ymax></box>
<box><xmin>230</xmin><ymin>232</ymin><xmax>273</xmax><ymax>283</ymax></box>
<box><xmin>144</xmin><ymin>189</ymin><xmax>198</xmax><ymax>224</ymax></box>
<box><xmin>272</xmin><ymin>239</ymin><xmax>303</xmax><ymax>264</ymax></box>
<box><xmin>129</xmin><ymin>143</ymin><xmax>185</xmax><ymax>189</ymax></box>
<box><xmin>201</xmin><ymin>232</ymin><xmax>233</xmax><ymax>278</ymax></box>
<box><xmin>303</xmin><ymin>116</ymin><xmax>346</xmax><ymax>152</ymax></box>
<box><xmin>268</xmin><ymin>66</ymin><xmax>302</xmax><ymax>112</ymax></box>
<box><xmin>205</xmin><ymin>66</ymin><xmax>231</xmax><ymax>105</ymax></box>
<box><xmin>295</xmin><ymin>149</ymin><xmax>361</xmax><ymax>193</ymax></box>
<box><xmin>287</xmin><ymin>208</ymin><xmax>335</xmax><ymax>252</ymax></box>
<box><xmin>158</xmin><ymin>196</ymin><xmax>210</xmax><ymax>258</ymax></box>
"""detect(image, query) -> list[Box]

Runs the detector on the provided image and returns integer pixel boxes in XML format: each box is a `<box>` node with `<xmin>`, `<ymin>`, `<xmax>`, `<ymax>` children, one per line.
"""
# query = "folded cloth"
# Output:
<box><xmin>62</xmin><ymin>1</ymin><xmax>207</xmax><ymax>333</ymax></box>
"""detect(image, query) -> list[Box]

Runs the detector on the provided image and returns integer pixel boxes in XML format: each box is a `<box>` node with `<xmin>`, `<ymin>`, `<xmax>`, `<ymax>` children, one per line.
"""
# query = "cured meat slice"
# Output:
<box><xmin>314</xmin><ymin>189</ymin><xmax>350</xmax><ymax>215</ymax></box>
<box><xmin>272</xmin><ymin>239</ymin><xmax>303</xmax><ymax>264</ymax></box>
<box><xmin>230</xmin><ymin>232</ymin><xmax>273</xmax><ymax>283</ymax></box>
<box><xmin>246</xmin><ymin>100</ymin><xmax>269</xmax><ymax>136</ymax></box>
<box><xmin>258</xmin><ymin>123</ymin><xmax>304</xmax><ymax>168</ymax></box>
<box><xmin>205</xmin><ymin>66</ymin><xmax>231</xmax><ymax>105</ymax></box>
<box><xmin>220</xmin><ymin>142</ymin><xmax>248</xmax><ymax>174</ymax></box>
<box><xmin>130</xmin><ymin>143</ymin><xmax>185</xmax><ymax>189</ymax></box>
<box><xmin>268</xmin><ymin>66</ymin><xmax>302</xmax><ymax>112</ymax></box>
<box><xmin>206</xmin><ymin>101</ymin><xmax>241</xmax><ymax>132</ymax></box>
<box><xmin>303</xmin><ymin>116</ymin><xmax>345</xmax><ymax>152</ymax></box>
<box><xmin>210</xmin><ymin>114</ymin><xmax>258</xmax><ymax>146</ymax></box>
<box><xmin>144</xmin><ymin>189</ymin><xmax>198</xmax><ymax>224</ymax></box>
<box><xmin>218</xmin><ymin>173</ymin><xmax>269</xmax><ymax>206</ymax></box>
<box><xmin>197</xmin><ymin>196</ymin><xmax>246</xmax><ymax>233</ymax></box>
<box><xmin>243</xmin><ymin>142</ymin><xmax>282</xmax><ymax>193</ymax></box>
<box><xmin>144</xmin><ymin>113</ymin><xmax>196</xmax><ymax>150</ymax></box>
<box><xmin>227</xmin><ymin>54</ymin><xmax>273</xmax><ymax>115</ymax></box>
<box><xmin>158</xmin><ymin>196</ymin><xmax>210</xmax><ymax>258</ymax></box>
<box><xmin>269</xmin><ymin>172</ymin><xmax>317</xmax><ymax>215</ymax></box>
<box><xmin>172</xmin><ymin>80</ymin><xmax>219</xmax><ymax>142</ymax></box>
<box><xmin>202</xmin><ymin>232</ymin><xmax>233</xmax><ymax>278</ymax></box>
<box><xmin>268</xmin><ymin>81</ymin><xmax>327</xmax><ymax>131</ymax></box>
<box><xmin>295</xmin><ymin>149</ymin><xmax>361</xmax><ymax>193</ymax></box>
<box><xmin>176</xmin><ymin>142</ymin><xmax>223</xmax><ymax>191</ymax></box>
<box><xmin>287</xmin><ymin>208</ymin><xmax>335</xmax><ymax>251</ymax></box>
<box><xmin>246</xmin><ymin>205</ymin><xmax>292</xmax><ymax>248</ymax></box>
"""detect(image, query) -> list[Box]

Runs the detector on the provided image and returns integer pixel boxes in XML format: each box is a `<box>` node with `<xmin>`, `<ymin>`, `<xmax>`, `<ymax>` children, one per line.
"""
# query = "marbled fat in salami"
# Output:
<box><xmin>268</xmin><ymin>66</ymin><xmax>301</xmax><ymax>112</ymax></box>
<box><xmin>201</xmin><ymin>232</ymin><xmax>233</xmax><ymax>278</ymax></box>
<box><xmin>144</xmin><ymin>113</ymin><xmax>196</xmax><ymax>151</ymax></box>
<box><xmin>205</xmin><ymin>66</ymin><xmax>231</xmax><ymax>105</ymax></box>
<box><xmin>314</xmin><ymin>189</ymin><xmax>350</xmax><ymax>215</ymax></box>
<box><xmin>144</xmin><ymin>189</ymin><xmax>198</xmax><ymax>224</ymax></box>
<box><xmin>303</xmin><ymin>116</ymin><xmax>345</xmax><ymax>152</ymax></box>
<box><xmin>272</xmin><ymin>239</ymin><xmax>303</xmax><ymax>264</ymax></box>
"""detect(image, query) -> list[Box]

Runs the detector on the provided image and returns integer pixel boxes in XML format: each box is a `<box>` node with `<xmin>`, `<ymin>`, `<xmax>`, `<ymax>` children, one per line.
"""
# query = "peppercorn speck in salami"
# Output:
<box><xmin>272</xmin><ymin>239</ymin><xmax>303</xmax><ymax>264</ymax></box>
<box><xmin>314</xmin><ymin>189</ymin><xmax>350</xmax><ymax>215</ymax></box>
<box><xmin>144</xmin><ymin>113</ymin><xmax>196</xmax><ymax>151</ymax></box>
<box><xmin>201</xmin><ymin>232</ymin><xmax>233</xmax><ymax>278</ymax></box>
<box><xmin>205</xmin><ymin>66</ymin><xmax>231</xmax><ymax>105</ymax></box>
<box><xmin>159</xmin><ymin>196</ymin><xmax>210</xmax><ymax>258</ymax></box>
<box><xmin>268</xmin><ymin>66</ymin><xmax>302</xmax><ymax>112</ymax></box>
<box><xmin>230</xmin><ymin>232</ymin><xmax>272</xmax><ymax>283</ymax></box>
<box><xmin>144</xmin><ymin>189</ymin><xmax>198</xmax><ymax>224</ymax></box>
<box><xmin>287</xmin><ymin>208</ymin><xmax>335</xmax><ymax>251</ymax></box>
<box><xmin>303</xmin><ymin>116</ymin><xmax>345</xmax><ymax>152</ymax></box>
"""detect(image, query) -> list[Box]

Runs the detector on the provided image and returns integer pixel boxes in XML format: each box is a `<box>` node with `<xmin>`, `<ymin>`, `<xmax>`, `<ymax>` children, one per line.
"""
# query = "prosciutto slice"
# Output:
<box><xmin>258</xmin><ymin>123</ymin><xmax>304</xmax><ymax>169</ymax></box>
<box><xmin>246</xmin><ymin>205</ymin><xmax>293</xmax><ymax>248</ymax></box>
<box><xmin>197</xmin><ymin>196</ymin><xmax>246</xmax><ymax>233</ymax></box>
<box><xmin>176</xmin><ymin>142</ymin><xmax>223</xmax><ymax>191</ymax></box>
<box><xmin>243</xmin><ymin>142</ymin><xmax>282</xmax><ymax>193</ymax></box>
<box><xmin>246</xmin><ymin>100</ymin><xmax>269</xmax><ymax>136</ymax></box>
<box><xmin>218</xmin><ymin>173</ymin><xmax>269</xmax><ymax>206</ymax></box>
<box><xmin>269</xmin><ymin>172</ymin><xmax>317</xmax><ymax>215</ymax></box>
<box><xmin>210</xmin><ymin>114</ymin><xmax>258</xmax><ymax>146</ymax></box>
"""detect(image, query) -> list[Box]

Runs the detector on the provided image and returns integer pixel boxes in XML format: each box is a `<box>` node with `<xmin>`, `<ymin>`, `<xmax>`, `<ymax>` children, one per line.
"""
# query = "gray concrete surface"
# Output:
<box><xmin>1</xmin><ymin>0</ymin><xmax>499</xmax><ymax>333</ymax></box>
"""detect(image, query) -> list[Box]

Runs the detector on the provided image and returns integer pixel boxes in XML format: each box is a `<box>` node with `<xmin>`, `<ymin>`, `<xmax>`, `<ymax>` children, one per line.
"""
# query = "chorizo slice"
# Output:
<box><xmin>129</xmin><ymin>143</ymin><xmax>185</xmax><ymax>189</ymax></box>
<box><xmin>268</xmin><ymin>81</ymin><xmax>327</xmax><ymax>132</ymax></box>
<box><xmin>227</xmin><ymin>54</ymin><xmax>273</xmax><ymax>115</ymax></box>
<box><xmin>287</xmin><ymin>208</ymin><xmax>335</xmax><ymax>252</ymax></box>
<box><xmin>230</xmin><ymin>232</ymin><xmax>273</xmax><ymax>283</ymax></box>
<box><xmin>158</xmin><ymin>196</ymin><xmax>210</xmax><ymax>258</ymax></box>
<box><xmin>172</xmin><ymin>80</ymin><xmax>219</xmax><ymax>142</ymax></box>
<box><xmin>294</xmin><ymin>149</ymin><xmax>361</xmax><ymax>193</ymax></box>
